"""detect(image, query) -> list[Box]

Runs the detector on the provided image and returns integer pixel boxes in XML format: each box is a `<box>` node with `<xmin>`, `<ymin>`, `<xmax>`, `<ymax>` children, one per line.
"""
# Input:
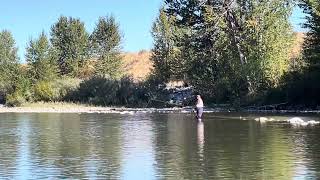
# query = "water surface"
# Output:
<box><xmin>0</xmin><ymin>112</ymin><xmax>320</xmax><ymax>179</ymax></box>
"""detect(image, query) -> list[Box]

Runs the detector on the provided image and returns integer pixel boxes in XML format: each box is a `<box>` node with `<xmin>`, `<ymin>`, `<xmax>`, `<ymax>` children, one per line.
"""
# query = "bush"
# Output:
<box><xmin>54</xmin><ymin>77</ymin><xmax>81</xmax><ymax>99</ymax></box>
<box><xmin>33</xmin><ymin>78</ymin><xmax>81</xmax><ymax>102</ymax></box>
<box><xmin>33</xmin><ymin>81</ymin><xmax>58</xmax><ymax>101</ymax></box>
<box><xmin>283</xmin><ymin>67</ymin><xmax>320</xmax><ymax>107</ymax></box>
<box><xmin>3</xmin><ymin>70</ymin><xmax>33</xmax><ymax>106</ymax></box>
<box><xmin>6</xmin><ymin>92</ymin><xmax>26</xmax><ymax>107</ymax></box>
<box><xmin>69</xmin><ymin>76</ymin><xmax>149</xmax><ymax>107</ymax></box>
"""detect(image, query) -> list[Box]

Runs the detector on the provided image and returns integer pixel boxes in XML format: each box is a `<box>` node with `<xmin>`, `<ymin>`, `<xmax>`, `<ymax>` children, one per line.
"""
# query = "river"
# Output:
<box><xmin>0</xmin><ymin>112</ymin><xmax>319</xmax><ymax>179</ymax></box>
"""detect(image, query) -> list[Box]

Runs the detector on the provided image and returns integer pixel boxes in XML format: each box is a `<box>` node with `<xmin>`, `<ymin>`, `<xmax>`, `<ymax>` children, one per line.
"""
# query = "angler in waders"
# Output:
<box><xmin>195</xmin><ymin>95</ymin><xmax>204</xmax><ymax>122</ymax></box>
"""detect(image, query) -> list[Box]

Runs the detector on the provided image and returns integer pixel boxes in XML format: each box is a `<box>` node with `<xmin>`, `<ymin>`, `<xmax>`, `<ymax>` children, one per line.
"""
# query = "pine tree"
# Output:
<box><xmin>151</xmin><ymin>8</ymin><xmax>182</xmax><ymax>82</ymax></box>
<box><xmin>50</xmin><ymin>16</ymin><xmax>89</xmax><ymax>76</ymax></box>
<box><xmin>26</xmin><ymin>32</ymin><xmax>58</xmax><ymax>82</ymax></box>
<box><xmin>89</xmin><ymin>16</ymin><xmax>122</xmax><ymax>78</ymax></box>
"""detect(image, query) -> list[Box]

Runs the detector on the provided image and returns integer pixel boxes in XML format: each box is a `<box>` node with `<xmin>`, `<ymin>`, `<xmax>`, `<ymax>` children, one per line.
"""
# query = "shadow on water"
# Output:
<box><xmin>0</xmin><ymin>112</ymin><xmax>319</xmax><ymax>179</ymax></box>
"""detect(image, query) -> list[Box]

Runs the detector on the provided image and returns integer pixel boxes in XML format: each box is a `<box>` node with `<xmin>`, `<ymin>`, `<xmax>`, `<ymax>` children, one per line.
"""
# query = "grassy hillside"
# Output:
<box><xmin>290</xmin><ymin>32</ymin><xmax>305</xmax><ymax>59</ymax></box>
<box><xmin>123</xmin><ymin>50</ymin><xmax>153</xmax><ymax>81</ymax></box>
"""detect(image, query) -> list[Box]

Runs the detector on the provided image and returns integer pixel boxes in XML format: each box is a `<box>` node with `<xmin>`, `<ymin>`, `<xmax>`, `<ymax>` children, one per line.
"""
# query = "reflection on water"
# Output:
<box><xmin>0</xmin><ymin>113</ymin><xmax>320</xmax><ymax>179</ymax></box>
<box><xmin>197</xmin><ymin>122</ymin><xmax>204</xmax><ymax>159</ymax></box>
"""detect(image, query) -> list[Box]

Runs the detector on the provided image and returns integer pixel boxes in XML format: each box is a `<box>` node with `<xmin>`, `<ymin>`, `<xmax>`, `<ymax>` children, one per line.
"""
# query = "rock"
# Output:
<box><xmin>300</xmin><ymin>122</ymin><xmax>309</xmax><ymax>126</ymax></box>
<box><xmin>288</xmin><ymin>117</ymin><xmax>304</xmax><ymax>124</ymax></box>
<box><xmin>287</xmin><ymin>117</ymin><xmax>320</xmax><ymax>126</ymax></box>
<box><xmin>307</xmin><ymin>120</ymin><xmax>320</xmax><ymax>125</ymax></box>
<box><xmin>120</xmin><ymin>111</ymin><xmax>135</xmax><ymax>115</ymax></box>
<box><xmin>255</xmin><ymin>117</ymin><xmax>268</xmax><ymax>122</ymax></box>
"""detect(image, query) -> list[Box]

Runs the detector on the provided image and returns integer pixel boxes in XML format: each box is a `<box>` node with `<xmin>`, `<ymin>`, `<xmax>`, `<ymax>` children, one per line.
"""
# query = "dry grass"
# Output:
<box><xmin>122</xmin><ymin>50</ymin><xmax>153</xmax><ymax>81</ymax></box>
<box><xmin>291</xmin><ymin>32</ymin><xmax>305</xmax><ymax>59</ymax></box>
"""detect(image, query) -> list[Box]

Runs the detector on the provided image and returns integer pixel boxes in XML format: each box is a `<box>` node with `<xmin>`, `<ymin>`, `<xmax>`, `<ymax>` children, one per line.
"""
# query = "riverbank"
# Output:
<box><xmin>0</xmin><ymin>102</ymin><xmax>188</xmax><ymax>114</ymax></box>
<box><xmin>1</xmin><ymin>102</ymin><xmax>320</xmax><ymax>114</ymax></box>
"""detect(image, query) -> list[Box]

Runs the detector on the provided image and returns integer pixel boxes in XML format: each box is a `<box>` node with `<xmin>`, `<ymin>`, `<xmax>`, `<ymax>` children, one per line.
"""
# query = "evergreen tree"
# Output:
<box><xmin>89</xmin><ymin>16</ymin><xmax>122</xmax><ymax>78</ymax></box>
<box><xmin>50</xmin><ymin>16</ymin><xmax>89</xmax><ymax>76</ymax></box>
<box><xmin>151</xmin><ymin>8</ymin><xmax>184</xmax><ymax>82</ymax></box>
<box><xmin>26</xmin><ymin>32</ymin><xmax>58</xmax><ymax>81</ymax></box>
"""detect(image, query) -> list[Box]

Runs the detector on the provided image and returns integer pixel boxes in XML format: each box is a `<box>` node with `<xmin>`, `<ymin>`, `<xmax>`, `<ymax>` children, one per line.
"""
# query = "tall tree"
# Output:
<box><xmin>89</xmin><ymin>16</ymin><xmax>122</xmax><ymax>78</ymax></box>
<box><xmin>163</xmin><ymin>0</ymin><xmax>294</xmax><ymax>102</ymax></box>
<box><xmin>26</xmin><ymin>32</ymin><xmax>58</xmax><ymax>81</ymax></box>
<box><xmin>0</xmin><ymin>30</ymin><xmax>20</xmax><ymax>96</ymax></box>
<box><xmin>301</xmin><ymin>0</ymin><xmax>320</xmax><ymax>66</ymax></box>
<box><xmin>289</xmin><ymin>0</ymin><xmax>320</xmax><ymax>106</ymax></box>
<box><xmin>50</xmin><ymin>16</ymin><xmax>89</xmax><ymax>76</ymax></box>
<box><xmin>151</xmin><ymin>8</ymin><xmax>183</xmax><ymax>82</ymax></box>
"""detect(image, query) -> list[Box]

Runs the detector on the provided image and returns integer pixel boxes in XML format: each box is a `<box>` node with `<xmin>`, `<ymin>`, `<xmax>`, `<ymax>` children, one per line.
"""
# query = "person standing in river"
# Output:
<box><xmin>195</xmin><ymin>95</ymin><xmax>204</xmax><ymax>121</ymax></box>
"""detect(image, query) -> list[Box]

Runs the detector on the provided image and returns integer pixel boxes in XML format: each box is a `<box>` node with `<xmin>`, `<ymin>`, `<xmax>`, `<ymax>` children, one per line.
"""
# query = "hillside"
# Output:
<box><xmin>291</xmin><ymin>32</ymin><xmax>305</xmax><ymax>59</ymax></box>
<box><xmin>123</xmin><ymin>50</ymin><xmax>153</xmax><ymax>81</ymax></box>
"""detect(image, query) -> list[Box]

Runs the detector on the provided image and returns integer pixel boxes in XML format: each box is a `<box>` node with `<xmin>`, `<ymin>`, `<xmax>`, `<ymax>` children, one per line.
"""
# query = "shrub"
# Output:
<box><xmin>33</xmin><ymin>81</ymin><xmax>58</xmax><ymax>101</ymax></box>
<box><xmin>69</xmin><ymin>76</ymin><xmax>149</xmax><ymax>107</ymax></box>
<box><xmin>33</xmin><ymin>78</ymin><xmax>82</xmax><ymax>102</ymax></box>
<box><xmin>6</xmin><ymin>92</ymin><xmax>26</xmax><ymax>107</ymax></box>
<box><xmin>53</xmin><ymin>77</ymin><xmax>81</xmax><ymax>99</ymax></box>
<box><xmin>3</xmin><ymin>69</ymin><xmax>33</xmax><ymax>106</ymax></box>
<box><xmin>73</xmin><ymin>76</ymin><xmax>118</xmax><ymax>105</ymax></box>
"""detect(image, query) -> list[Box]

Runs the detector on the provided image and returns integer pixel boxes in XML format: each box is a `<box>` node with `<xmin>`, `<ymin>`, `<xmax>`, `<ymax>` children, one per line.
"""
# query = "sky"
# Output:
<box><xmin>0</xmin><ymin>0</ymin><xmax>306</xmax><ymax>62</ymax></box>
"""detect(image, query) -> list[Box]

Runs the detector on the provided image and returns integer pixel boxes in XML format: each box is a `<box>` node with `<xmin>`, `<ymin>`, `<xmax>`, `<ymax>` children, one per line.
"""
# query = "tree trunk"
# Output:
<box><xmin>224</xmin><ymin>6</ymin><xmax>254</xmax><ymax>94</ymax></box>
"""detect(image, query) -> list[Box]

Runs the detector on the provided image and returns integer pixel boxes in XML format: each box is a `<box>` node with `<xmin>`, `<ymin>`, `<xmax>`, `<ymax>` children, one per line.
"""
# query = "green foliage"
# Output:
<box><xmin>54</xmin><ymin>77</ymin><xmax>81</xmax><ymax>99</ymax></box>
<box><xmin>242</xmin><ymin>0</ymin><xmax>294</xmax><ymax>90</ymax></box>
<box><xmin>33</xmin><ymin>81</ymin><xmax>58</xmax><ymax>101</ymax></box>
<box><xmin>26</xmin><ymin>31</ymin><xmax>58</xmax><ymax>82</ymax></box>
<box><xmin>95</xmin><ymin>53</ymin><xmax>123</xmax><ymax>79</ymax></box>
<box><xmin>151</xmin><ymin>8</ymin><xmax>184</xmax><ymax>82</ymax></box>
<box><xmin>0</xmin><ymin>30</ymin><xmax>20</xmax><ymax>96</ymax></box>
<box><xmin>285</xmin><ymin>68</ymin><xmax>320</xmax><ymax>106</ymax></box>
<box><xmin>6</xmin><ymin>92</ymin><xmax>26</xmax><ymax>107</ymax></box>
<box><xmin>5</xmin><ymin>72</ymin><xmax>32</xmax><ymax>106</ymax></box>
<box><xmin>90</xmin><ymin>16</ymin><xmax>123</xmax><ymax>78</ymax></box>
<box><xmin>33</xmin><ymin>78</ymin><xmax>81</xmax><ymax>102</ymax></box>
<box><xmin>50</xmin><ymin>16</ymin><xmax>89</xmax><ymax>76</ymax></box>
<box><xmin>1</xmin><ymin>15</ymin><xmax>127</xmax><ymax>106</ymax></box>
<box><xmin>301</xmin><ymin>0</ymin><xmax>320</xmax><ymax>66</ymax></box>
<box><xmin>70</xmin><ymin>76</ymin><xmax>148</xmax><ymax>106</ymax></box>
<box><xmin>161</xmin><ymin>0</ymin><xmax>294</xmax><ymax>103</ymax></box>
<box><xmin>276</xmin><ymin>0</ymin><xmax>320</xmax><ymax>107</ymax></box>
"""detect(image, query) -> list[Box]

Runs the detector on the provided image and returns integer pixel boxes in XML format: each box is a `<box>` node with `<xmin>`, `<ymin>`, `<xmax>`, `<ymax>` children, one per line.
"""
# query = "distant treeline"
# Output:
<box><xmin>1</xmin><ymin>0</ymin><xmax>320</xmax><ymax>109</ymax></box>
<box><xmin>150</xmin><ymin>0</ymin><xmax>320</xmax><ymax>109</ymax></box>
<box><xmin>0</xmin><ymin>15</ymin><xmax>152</xmax><ymax>107</ymax></box>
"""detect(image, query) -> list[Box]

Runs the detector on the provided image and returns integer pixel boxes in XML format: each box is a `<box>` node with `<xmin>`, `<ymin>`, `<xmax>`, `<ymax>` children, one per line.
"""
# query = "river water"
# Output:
<box><xmin>0</xmin><ymin>112</ymin><xmax>319</xmax><ymax>179</ymax></box>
